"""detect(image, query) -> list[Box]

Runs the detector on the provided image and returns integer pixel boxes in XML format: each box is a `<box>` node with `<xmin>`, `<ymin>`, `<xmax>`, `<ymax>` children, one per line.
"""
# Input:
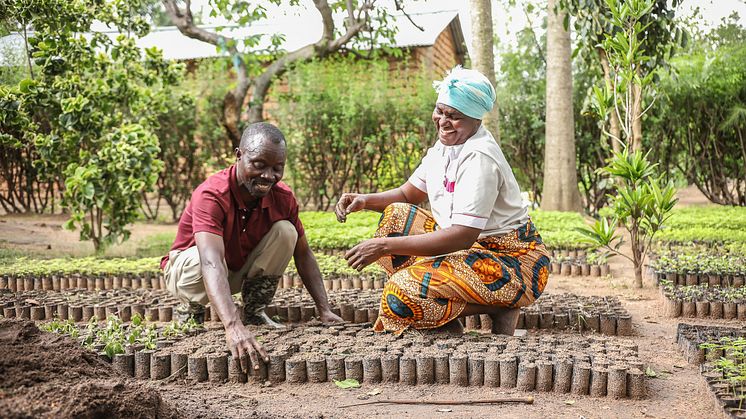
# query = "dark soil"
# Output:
<box><xmin>0</xmin><ymin>319</ymin><xmax>176</xmax><ymax>418</ymax></box>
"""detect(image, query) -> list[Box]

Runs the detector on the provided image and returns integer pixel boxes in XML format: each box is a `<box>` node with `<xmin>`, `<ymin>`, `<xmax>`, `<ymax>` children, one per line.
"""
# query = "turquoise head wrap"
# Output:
<box><xmin>432</xmin><ymin>66</ymin><xmax>496</xmax><ymax>120</ymax></box>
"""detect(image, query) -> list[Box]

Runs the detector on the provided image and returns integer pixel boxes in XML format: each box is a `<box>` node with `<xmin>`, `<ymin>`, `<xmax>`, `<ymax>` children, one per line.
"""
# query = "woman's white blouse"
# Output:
<box><xmin>408</xmin><ymin>125</ymin><xmax>529</xmax><ymax>237</ymax></box>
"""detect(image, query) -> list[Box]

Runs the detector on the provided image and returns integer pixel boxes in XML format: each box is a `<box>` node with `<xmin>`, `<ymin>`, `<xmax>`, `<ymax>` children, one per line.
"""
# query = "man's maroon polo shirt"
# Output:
<box><xmin>160</xmin><ymin>165</ymin><xmax>304</xmax><ymax>272</ymax></box>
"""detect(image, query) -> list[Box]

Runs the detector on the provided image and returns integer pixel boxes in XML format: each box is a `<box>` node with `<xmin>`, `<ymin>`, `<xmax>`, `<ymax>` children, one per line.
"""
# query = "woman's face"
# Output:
<box><xmin>431</xmin><ymin>103</ymin><xmax>481</xmax><ymax>146</ymax></box>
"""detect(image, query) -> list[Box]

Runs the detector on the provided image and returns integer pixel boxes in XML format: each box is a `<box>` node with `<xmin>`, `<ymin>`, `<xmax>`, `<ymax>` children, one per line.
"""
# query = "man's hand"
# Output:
<box><xmin>345</xmin><ymin>237</ymin><xmax>387</xmax><ymax>271</ymax></box>
<box><xmin>318</xmin><ymin>309</ymin><xmax>343</xmax><ymax>325</ymax></box>
<box><xmin>335</xmin><ymin>193</ymin><xmax>366</xmax><ymax>223</ymax></box>
<box><xmin>225</xmin><ymin>323</ymin><xmax>269</xmax><ymax>374</ymax></box>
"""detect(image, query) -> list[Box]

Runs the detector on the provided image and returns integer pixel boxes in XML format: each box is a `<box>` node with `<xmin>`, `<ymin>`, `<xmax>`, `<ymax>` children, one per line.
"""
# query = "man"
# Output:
<box><xmin>161</xmin><ymin>122</ymin><xmax>342</xmax><ymax>372</ymax></box>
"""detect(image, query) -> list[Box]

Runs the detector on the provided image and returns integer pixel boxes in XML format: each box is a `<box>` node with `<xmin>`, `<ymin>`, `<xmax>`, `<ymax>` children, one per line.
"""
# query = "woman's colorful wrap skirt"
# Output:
<box><xmin>372</xmin><ymin>203</ymin><xmax>551</xmax><ymax>335</ymax></box>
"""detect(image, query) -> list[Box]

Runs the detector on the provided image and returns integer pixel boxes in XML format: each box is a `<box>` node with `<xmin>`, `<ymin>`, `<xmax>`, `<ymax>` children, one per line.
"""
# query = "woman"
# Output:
<box><xmin>335</xmin><ymin>66</ymin><xmax>550</xmax><ymax>335</ymax></box>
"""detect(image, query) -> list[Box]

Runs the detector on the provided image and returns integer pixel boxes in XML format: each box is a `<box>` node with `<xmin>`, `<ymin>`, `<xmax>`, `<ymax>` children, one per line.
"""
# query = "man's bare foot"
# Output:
<box><xmin>489</xmin><ymin>307</ymin><xmax>520</xmax><ymax>335</ymax></box>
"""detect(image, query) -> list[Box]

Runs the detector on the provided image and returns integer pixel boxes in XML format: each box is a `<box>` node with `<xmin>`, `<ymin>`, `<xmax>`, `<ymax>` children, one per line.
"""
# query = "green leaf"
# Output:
<box><xmin>645</xmin><ymin>366</ymin><xmax>658</xmax><ymax>378</ymax></box>
<box><xmin>334</xmin><ymin>379</ymin><xmax>360</xmax><ymax>389</ymax></box>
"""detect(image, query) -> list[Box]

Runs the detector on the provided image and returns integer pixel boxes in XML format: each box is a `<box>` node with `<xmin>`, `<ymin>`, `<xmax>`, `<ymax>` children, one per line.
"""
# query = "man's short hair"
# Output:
<box><xmin>240</xmin><ymin>122</ymin><xmax>286</xmax><ymax>150</ymax></box>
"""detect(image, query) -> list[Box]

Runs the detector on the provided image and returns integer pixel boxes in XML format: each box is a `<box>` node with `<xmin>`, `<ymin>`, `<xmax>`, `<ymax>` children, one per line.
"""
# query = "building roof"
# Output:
<box><xmin>0</xmin><ymin>10</ymin><xmax>464</xmax><ymax>62</ymax></box>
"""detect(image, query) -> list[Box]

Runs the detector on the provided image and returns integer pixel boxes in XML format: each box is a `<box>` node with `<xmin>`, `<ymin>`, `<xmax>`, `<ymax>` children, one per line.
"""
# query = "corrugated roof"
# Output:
<box><xmin>0</xmin><ymin>10</ymin><xmax>461</xmax><ymax>62</ymax></box>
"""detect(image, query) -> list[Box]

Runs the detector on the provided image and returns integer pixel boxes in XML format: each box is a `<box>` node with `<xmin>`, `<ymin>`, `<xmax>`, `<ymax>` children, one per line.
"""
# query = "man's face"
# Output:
<box><xmin>431</xmin><ymin>103</ymin><xmax>481</xmax><ymax>146</ymax></box>
<box><xmin>235</xmin><ymin>137</ymin><xmax>286</xmax><ymax>199</ymax></box>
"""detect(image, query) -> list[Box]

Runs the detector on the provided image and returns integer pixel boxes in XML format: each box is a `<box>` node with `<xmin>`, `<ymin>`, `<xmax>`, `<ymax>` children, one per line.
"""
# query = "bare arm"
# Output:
<box><xmin>194</xmin><ymin>232</ymin><xmax>268</xmax><ymax>373</ymax></box>
<box><xmin>335</xmin><ymin>182</ymin><xmax>427</xmax><ymax>222</ymax></box>
<box><xmin>292</xmin><ymin>235</ymin><xmax>342</xmax><ymax>323</ymax></box>
<box><xmin>345</xmin><ymin>225</ymin><xmax>481</xmax><ymax>271</ymax></box>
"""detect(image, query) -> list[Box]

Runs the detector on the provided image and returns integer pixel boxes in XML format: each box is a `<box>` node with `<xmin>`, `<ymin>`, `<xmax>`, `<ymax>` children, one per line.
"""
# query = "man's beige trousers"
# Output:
<box><xmin>163</xmin><ymin>220</ymin><xmax>297</xmax><ymax>306</ymax></box>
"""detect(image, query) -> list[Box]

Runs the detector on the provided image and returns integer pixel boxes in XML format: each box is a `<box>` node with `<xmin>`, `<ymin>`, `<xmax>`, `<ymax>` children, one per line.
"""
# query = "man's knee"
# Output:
<box><xmin>270</xmin><ymin>220</ymin><xmax>298</xmax><ymax>248</ymax></box>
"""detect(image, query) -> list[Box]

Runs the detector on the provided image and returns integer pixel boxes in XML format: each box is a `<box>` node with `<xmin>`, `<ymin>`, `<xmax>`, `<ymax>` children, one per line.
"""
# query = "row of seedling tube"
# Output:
<box><xmin>1</xmin><ymin>273</ymin><xmax>165</xmax><ymax>292</ymax></box>
<box><xmin>109</xmin><ymin>347</ymin><xmax>645</xmax><ymax>399</ymax></box>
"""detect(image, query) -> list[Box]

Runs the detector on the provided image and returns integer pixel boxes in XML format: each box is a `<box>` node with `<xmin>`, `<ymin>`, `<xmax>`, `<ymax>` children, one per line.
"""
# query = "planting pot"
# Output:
<box><xmin>516</xmin><ymin>362</ymin><xmax>537</xmax><ymax>392</ymax></box>
<box><xmin>381</xmin><ymin>354</ymin><xmax>399</xmax><ymax>383</ymax></box>
<box><xmin>581</xmin><ymin>263</ymin><xmax>590</xmax><ymax>276</ymax></box>
<box><xmin>69</xmin><ymin>305</ymin><xmax>83</xmax><ymax>322</ymax></box>
<box><xmin>399</xmin><ymin>355</ymin><xmax>416</xmax><ymax>385</ymax></box>
<box><xmin>44</xmin><ymin>304</ymin><xmax>57</xmax><ymax>320</ymax></box>
<box><xmin>119</xmin><ymin>305</ymin><xmax>132</xmax><ymax>322</ymax></box>
<box><xmin>57</xmin><ymin>303</ymin><xmax>69</xmax><ymax>320</ymax></box>
<box><xmin>131</xmin><ymin>278</ymin><xmax>141</xmax><ymax>289</ymax></box>
<box><xmin>145</xmin><ymin>307</ymin><xmax>159</xmax><ymax>322</ymax></box>
<box><xmin>300</xmin><ymin>306</ymin><xmax>315</xmax><ymax>322</ymax></box>
<box><xmin>432</xmin><ymin>354</ymin><xmax>450</xmax><ymax>385</ymax></box>
<box><xmin>570</xmin><ymin>362</ymin><xmax>591</xmax><ymax>395</ymax></box>
<box><xmin>560</xmin><ymin>263</ymin><xmax>572</xmax><ymax>276</ymax></box>
<box><xmin>524</xmin><ymin>311</ymin><xmax>539</xmax><ymax>329</ymax></box>
<box><xmin>94</xmin><ymin>305</ymin><xmax>106</xmax><ymax>322</ymax></box>
<box><xmin>269</xmin><ymin>352</ymin><xmax>288</xmax><ymax>383</ymax></box>
<box><xmin>82</xmin><ymin>306</ymin><xmax>95</xmax><ymax>322</ymax></box>
<box><xmin>685</xmin><ymin>273</ymin><xmax>698</xmax><ymax>287</ymax></box>
<box><xmin>24</xmin><ymin>277</ymin><xmax>34</xmax><ymax>292</ymax></box>
<box><xmin>550</xmin><ymin>262</ymin><xmax>561</xmax><ymax>274</ymax></box>
<box><xmin>590</xmin><ymin>367</ymin><xmax>608</xmax><ymax>397</ymax></box>
<box><xmin>170</xmin><ymin>353</ymin><xmax>188</xmax><ymax>379</ymax></box>
<box><xmin>207</xmin><ymin>354</ymin><xmax>228</xmax><ymax>383</ymax></box>
<box><xmin>113</xmin><ymin>353</ymin><xmax>135</xmax><ymax>377</ymax></box>
<box><xmin>499</xmin><ymin>356</ymin><xmax>518</xmax><ymax>389</ymax></box>
<box><xmin>151</xmin><ymin>353</ymin><xmax>172</xmax><ymax>380</ymax></box>
<box><xmin>367</xmin><ymin>308</ymin><xmax>379</xmax><ymax>324</ymax></box>
<box><xmin>553</xmin><ymin>359</ymin><xmax>573</xmax><ymax>393</ymax></box>
<box><xmin>42</xmin><ymin>276</ymin><xmax>53</xmax><ymax>291</ymax></box>
<box><xmin>724</xmin><ymin>302</ymin><xmax>738</xmax><ymax>320</ymax></box>
<box><xmin>538</xmin><ymin>312</ymin><xmax>554</xmax><ymax>330</ymax></box>
<box><xmin>31</xmin><ymin>306</ymin><xmax>45</xmax><ymax>321</ymax></box>
<box><xmin>616</xmin><ymin>315</ymin><xmax>633</xmax><ymax>336</ymax></box>
<box><xmin>3</xmin><ymin>307</ymin><xmax>15</xmax><ymax>318</ymax></box>
<box><xmin>600</xmin><ymin>264</ymin><xmax>611</xmax><ymax>277</ymax></box>
<box><xmin>590</xmin><ymin>265</ymin><xmax>601</xmax><ymax>277</ymax></box>
<box><xmin>285</xmin><ymin>357</ymin><xmax>307</xmax><ymax>383</ymax></box>
<box><xmin>353</xmin><ymin>309</ymin><xmax>368</xmax><ymax>324</ymax></box>
<box><xmin>607</xmin><ymin>365</ymin><xmax>627</xmax><ymax>399</ymax></box>
<box><xmin>227</xmin><ymin>355</ymin><xmax>247</xmax><ymax>383</ymax></box>
<box><xmin>287</xmin><ymin>305</ymin><xmax>301</xmax><ymax>323</ymax></box>
<box><xmin>480</xmin><ymin>355</ymin><xmax>498</xmax><ymax>387</ymax></box>
<box><xmin>737</xmin><ymin>303</ymin><xmax>746</xmax><ymax>321</ymax></box>
<box><xmin>188</xmin><ymin>356</ymin><xmax>208</xmax><ymax>382</ymax></box>
<box><xmin>326</xmin><ymin>355</ymin><xmax>346</xmax><ymax>382</ymax></box>
<box><xmin>571</xmin><ymin>264</ymin><xmax>581</xmax><ymax>276</ymax></box>
<box><xmin>135</xmin><ymin>350</ymin><xmax>153</xmax><ymax>380</ymax></box>
<box><xmin>585</xmin><ymin>315</ymin><xmax>601</xmax><ymax>333</ymax></box>
<box><xmin>464</xmin><ymin>315</ymin><xmax>479</xmax><ymax>330</ymax></box>
<box><xmin>707</xmin><ymin>274</ymin><xmax>721</xmax><ymax>288</ymax></box>
<box><xmin>449</xmin><ymin>354</ymin><xmax>468</xmax><ymax>387</ymax></box>
<box><xmin>695</xmin><ymin>301</ymin><xmax>710</xmax><ymax>318</ymax></box>
<box><xmin>339</xmin><ymin>304</ymin><xmax>355</xmax><ymax>322</ymax></box>
<box><xmin>626</xmin><ymin>368</ymin><xmax>645</xmax><ymax>399</ymax></box>
<box><xmin>158</xmin><ymin>306</ymin><xmax>173</xmax><ymax>323</ymax></box>
<box><xmin>363</xmin><ymin>355</ymin><xmax>382</xmax><ymax>384</ymax></box>
<box><xmin>535</xmin><ymin>360</ymin><xmax>553</xmax><ymax>392</ymax></box>
<box><xmin>662</xmin><ymin>297</ymin><xmax>682</xmax><ymax>318</ymax></box>
<box><xmin>307</xmin><ymin>357</ymin><xmax>327</xmax><ymax>383</ymax></box>
<box><xmin>599</xmin><ymin>313</ymin><xmax>616</xmax><ymax>336</ymax></box>
<box><xmin>467</xmin><ymin>355</ymin><xmax>484</xmax><ymax>387</ymax></box>
<box><xmin>681</xmin><ymin>301</ymin><xmax>697</xmax><ymax>318</ymax></box>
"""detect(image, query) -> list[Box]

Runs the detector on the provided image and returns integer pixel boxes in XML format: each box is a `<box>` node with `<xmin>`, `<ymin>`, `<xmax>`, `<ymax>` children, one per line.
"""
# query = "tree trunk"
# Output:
<box><xmin>598</xmin><ymin>48</ymin><xmax>621</xmax><ymax>154</ymax></box>
<box><xmin>631</xmin><ymin>76</ymin><xmax>643</xmax><ymax>152</ymax></box>
<box><xmin>541</xmin><ymin>0</ymin><xmax>582</xmax><ymax>212</ymax></box>
<box><xmin>469</xmin><ymin>0</ymin><xmax>500</xmax><ymax>142</ymax></box>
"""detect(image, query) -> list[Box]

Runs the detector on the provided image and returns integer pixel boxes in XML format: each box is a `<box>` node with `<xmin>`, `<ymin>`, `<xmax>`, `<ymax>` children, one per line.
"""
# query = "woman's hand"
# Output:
<box><xmin>335</xmin><ymin>193</ymin><xmax>366</xmax><ymax>223</ymax></box>
<box><xmin>345</xmin><ymin>238</ymin><xmax>387</xmax><ymax>271</ymax></box>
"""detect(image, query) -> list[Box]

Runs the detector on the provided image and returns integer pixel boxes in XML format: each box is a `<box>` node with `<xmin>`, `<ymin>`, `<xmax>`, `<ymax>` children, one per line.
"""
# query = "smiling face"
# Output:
<box><xmin>235</xmin><ymin>136</ymin><xmax>286</xmax><ymax>201</ymax></box>
<box><xmin>431</xmin><ymin>103</ymin><xmax>482</xmax><ymax>146</ymax></box>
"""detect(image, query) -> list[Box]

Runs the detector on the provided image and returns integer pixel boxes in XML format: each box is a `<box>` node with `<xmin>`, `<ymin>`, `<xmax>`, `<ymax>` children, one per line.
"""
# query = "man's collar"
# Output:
<box><xmin>229</xmin><ymin>165</ymin><xmax>271</xmax><ymax>210</ymax></box>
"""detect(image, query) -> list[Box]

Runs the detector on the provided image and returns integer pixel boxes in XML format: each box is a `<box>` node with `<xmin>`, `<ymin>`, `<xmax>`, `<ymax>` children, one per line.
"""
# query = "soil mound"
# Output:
<box><xmin>0</xmin><ymin>319</ymin><xmax>176</xmax><ymax>418</ymax></box>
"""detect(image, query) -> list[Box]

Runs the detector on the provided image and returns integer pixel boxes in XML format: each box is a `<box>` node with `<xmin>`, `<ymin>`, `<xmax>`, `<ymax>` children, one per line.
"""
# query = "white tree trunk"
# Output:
<box><xmin>541</xmin><ymin>0</ymin><xmax>582</xmax><ymax>212</ymax></box>
<box><xmin>469</xmin><ymin>0</ymin><xmax>500</xmax><ymax>142</ymax></box>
